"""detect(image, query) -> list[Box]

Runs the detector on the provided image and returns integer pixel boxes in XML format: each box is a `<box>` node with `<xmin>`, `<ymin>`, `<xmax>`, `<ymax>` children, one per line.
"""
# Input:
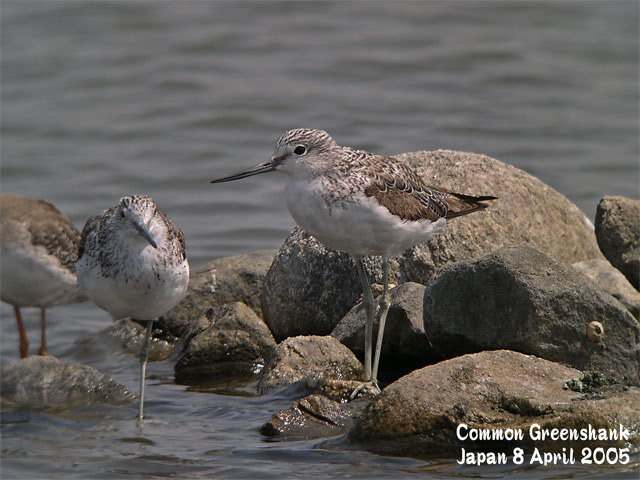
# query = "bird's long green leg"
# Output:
<box><xmin>138</xmin><ymin>319</ymin><xmax>153</xmax><ymax>420</ymax></box>
<box><xmin>350</xmin><ymin>256</ymin><xmax>381</xmax><ymax>399</ymax></box>
<box><xmin>353</xmin><ymin>255</ymin><xmax>374</xmax><ymax>380</ymax></box>
<box><xmin>371</xmin><ymin>256</ymin><xmax>390</xmax><ymax>386</ymax></box>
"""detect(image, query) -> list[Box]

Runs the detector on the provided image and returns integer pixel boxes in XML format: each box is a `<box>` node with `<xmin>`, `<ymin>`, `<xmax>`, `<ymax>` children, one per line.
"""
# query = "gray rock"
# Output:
<box><xmin>423</xmin><ymin>245</ymin><xmax>640</xmax><ymax>384</ymax></box>
<box><xmin>1</xmin><ymin>356</ymin><xmax>134</xmax><ymax>409</ymax></box>
<box><xmin>331</xmin><ymin>282</ymin><xmax>435</xmax><ymax>375</ymax></box>
<box><xmin>159</xmin><ymin>249</ymin><xmax>276</xmax><ymax>340</ymax></box>
<box><xmin>595</xmin><ymin>196</ymin><xmax>640</xmax><ymax>289</ymax></box>
<box><xmin>105</xmin><ymin>319</ymin><xmax>174</xmax><ymax>360</ymax></box>
<box><xmin>348</xmin><ymin>350</ymin><xmax>640</xmax><ymax>457</ymax></box>
<box><xmin>573</xmin><ymin>259</ymin><xmax>640</xmax><ymax>319</ymax></box>
<box><xmin>400</xmin><ymin>150</ymin><xmax>604</xmax><ymax>267</ymax></box>
<box><xmin>261</xmin><ymin>150</ymin><xmax>604</xmax><ymax>341</ymax></box>
<box><xmin>257</xmin><ymin>335</ymin><xmax>364</xmax><ymax>395</ymax></box>
<box><xmin>260</xmin><ymin>230</ymin><xmax>375</xmax><ymax>341</ymax></box>
<box><xmin>260</xmin><ymin>393</ymin><xmax>362</xmax><ymax>440</ymax></box>
<box><xmin>70</xmin><ymin>319</ymin><xmax>174</xmax><ymax>361</ymax></box>
<box><xmin>174</xmin><ymin>302</ymin><xmax>277</xmax><ymax>382</ymax></box>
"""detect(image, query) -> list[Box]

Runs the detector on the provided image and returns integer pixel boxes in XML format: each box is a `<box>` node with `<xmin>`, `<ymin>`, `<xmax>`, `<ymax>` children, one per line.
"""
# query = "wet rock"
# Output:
<box><xmin>158</xmin><ymin>250</ymin><xmax>276</xmax><ymax>340</ymax></box>
<box><xmin>257</xmin><ymin>335</ymin><xmax>364</xmax><ymax>395</ymax></box>
<box><xmin>261</xmin><ymin>393</ymin><xmax>362</xmax><ymax>440</ymax></box>
<box><xmin>261</xmin><ymin>151</ymin><xmax>603</xmax><ymax>341</ymax></box>
<box><xmin>348</xmin><ymin>350</ymin><xmax>640</xmax><ymax>457</ymax></box>
<box><xmin>313</xmin><ymin>377</ymin><xmax>380</xmax><ymax>402</ymax></box>
<box><xmin>1</xmin><ymin>356</ymin><xmax>134</xmax><ymax>409</ymax></box>
<box><xmin>331</xmin><ymin>282</ymin><xmax>435</xmax><ymax>377</ymax></box>
<box><xmin>174</xmin><ymin>302</ymin><xmax>277</xmax><ymax>382</ymax></box>
<box><xmin>573</xmin><ymin>259</ymin><xmax>640</xmax><ymax>319</ymax></box>
<box><xmin>95</xmin><ymin>319</ymin><xmax>174</xmax><ymax>361</ymax></box>
<box><xmin>595</xmin><ymin>196</ymin><xmax>640</xmax><ymax>289</ymax></box>
<box><xmin>423</xmin><ymin>245</ymin><xmax>640</xmax><ymax>384</ymax></box>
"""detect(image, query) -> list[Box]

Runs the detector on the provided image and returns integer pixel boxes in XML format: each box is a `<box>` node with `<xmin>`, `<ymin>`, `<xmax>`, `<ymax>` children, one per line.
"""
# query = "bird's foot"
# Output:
<box><xmin>349</xmin><ymin>379</ymin><xmax>381</xmax><ymax>400</ymax></box>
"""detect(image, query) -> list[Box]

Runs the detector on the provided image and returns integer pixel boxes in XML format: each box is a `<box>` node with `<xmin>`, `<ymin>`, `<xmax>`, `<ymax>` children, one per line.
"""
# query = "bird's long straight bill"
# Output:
<box><xmin>211</xmin><ymin>161</ymin><xmax>276</xmax><ymax>183</ymax></box>
<box><xmin>135</xmin><ymin>224</ymin><xmax>158</xmax><ymax>249</ymax></box>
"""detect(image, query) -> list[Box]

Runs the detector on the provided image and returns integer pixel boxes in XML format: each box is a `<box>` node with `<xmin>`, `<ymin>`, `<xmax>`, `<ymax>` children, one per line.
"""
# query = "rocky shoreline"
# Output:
<box><xmin>3</xmin><ymin>150</ymin><xmax>639</xmax><ymax>459</ymax></box>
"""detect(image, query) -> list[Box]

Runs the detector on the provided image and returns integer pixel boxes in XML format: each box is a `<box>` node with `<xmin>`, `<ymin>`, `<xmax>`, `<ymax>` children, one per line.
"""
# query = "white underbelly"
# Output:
<box><xmin>284</xmin><ymin>180</ymin><xmax>447</xmax><ymax>257</ymax></box>
<box><xmin>76</xmin><ymin>251</ymin><xmax>189</xmax><ymax>321</ymax></box>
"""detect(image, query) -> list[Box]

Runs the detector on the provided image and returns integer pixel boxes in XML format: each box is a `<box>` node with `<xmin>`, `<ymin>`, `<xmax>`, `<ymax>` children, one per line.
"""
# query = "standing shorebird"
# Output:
<box><xmin>1</xmin><ymin>193</ymin><xmax>87</xmax><ymax>358</ymax></box>
<box><xmin>212</xmin><ymin>128</ymin><xmax>496</xmax><ymax>396</ymax></box>
<box><xmin>76</xmin><ymin>195</ymin><xmax>189</xmax><ymax>419</ymax></box>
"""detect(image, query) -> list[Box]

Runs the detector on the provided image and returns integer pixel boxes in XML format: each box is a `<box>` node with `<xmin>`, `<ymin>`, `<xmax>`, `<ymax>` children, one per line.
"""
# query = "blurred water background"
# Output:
<box><xmin>1</xmin><ymin>1</ymin><xmax>638</xmax><ymax>478</ymax></box>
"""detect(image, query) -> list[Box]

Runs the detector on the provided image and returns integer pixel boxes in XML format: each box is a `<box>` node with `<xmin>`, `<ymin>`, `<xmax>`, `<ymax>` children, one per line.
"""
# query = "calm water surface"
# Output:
<box><xmin>1</xmin><ymin>1</ymin><xmax>638</xmax><ymax>478</ymax></box>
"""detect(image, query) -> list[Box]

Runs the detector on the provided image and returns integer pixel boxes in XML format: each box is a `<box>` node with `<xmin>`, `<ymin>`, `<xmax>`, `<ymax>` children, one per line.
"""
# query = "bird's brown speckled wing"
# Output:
<box><xmin>363</xmin><ymin>158</ymin><xmax>497</xmax><ymax>222</ymax></box>
<box><xmin>4</xmin><ymin>196</ymin><xmax>83</xmax><ymax>272</ymax></box>
<box><xmin>27</xmin><ymin>200</ymin><xmax>80</xmax><ymax>272</ymax></box>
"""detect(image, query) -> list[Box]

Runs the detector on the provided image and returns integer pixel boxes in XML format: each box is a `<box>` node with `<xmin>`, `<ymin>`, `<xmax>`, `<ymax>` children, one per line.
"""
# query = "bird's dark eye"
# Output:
<box><xmin>293</xmin><ymin>145</ymin><xmax>307</xmax><ymax>155</ymax></box>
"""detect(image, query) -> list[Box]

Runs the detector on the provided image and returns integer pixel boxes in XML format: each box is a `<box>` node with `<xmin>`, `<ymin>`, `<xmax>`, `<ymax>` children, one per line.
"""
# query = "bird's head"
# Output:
<box><xmin>211</xmin><ymin>128</ymin><xmax>338</xmax><ymax>183</ymax></box>
<box><xmin>118</xmin><ymin>195</ymin><xmax>158</xmax><ymax>249</ymax></box>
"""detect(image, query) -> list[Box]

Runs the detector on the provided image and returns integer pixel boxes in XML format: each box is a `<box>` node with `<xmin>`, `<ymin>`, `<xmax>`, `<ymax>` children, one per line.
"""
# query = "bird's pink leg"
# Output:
<box><xmin>14</xmin><ymin>305</ymin><xmax>28</xmax><ymax>358</ymax></box>
<box><xmin>38</xmin><ymin>308</ymin><xmax>47</xmax><ymax>356</ymax></box>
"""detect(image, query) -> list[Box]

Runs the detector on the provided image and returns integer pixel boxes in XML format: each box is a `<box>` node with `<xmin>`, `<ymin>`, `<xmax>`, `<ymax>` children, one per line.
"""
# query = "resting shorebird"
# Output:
<box><xmin>76</xmin><ymin>195</ymin><xmax>189</xmax><ymax>419</ymax></box>
<box><xmin>1</xmin><ymin>193</ymin><xmax>86</xmax><ymax>358</ymax></box>
<box><xmin>211</xmin><ymin>129</ymin><xmax>496</xmax><ymax>396</ymax></box>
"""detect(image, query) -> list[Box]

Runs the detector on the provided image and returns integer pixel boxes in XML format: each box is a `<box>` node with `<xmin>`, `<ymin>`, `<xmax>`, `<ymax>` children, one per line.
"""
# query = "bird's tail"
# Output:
<box><xmin>444</xmin><ymin>193</ymin><xmax>497</xmax><ymax>219</ymax></box>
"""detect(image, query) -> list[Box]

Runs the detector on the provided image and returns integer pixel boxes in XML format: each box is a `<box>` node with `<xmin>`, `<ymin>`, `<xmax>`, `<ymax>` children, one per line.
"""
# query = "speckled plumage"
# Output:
<box><xmin>76</xmin><ymin>195</ymin><xmax>189</xmax><ymax>321</ymax></box>
<box><xmin>76</xmin><ymin>194</ymin><xmax>189</xmax><ymax>419</ymax></box>
<box><xmin>1</xmin><ymin>193</ymin><xmax>87</xmax><ymax>358</ymax></box>
<box><xmin>273</xmin><ymin>128</ymin><xmax>495</xmax><ymax>225</ymax></box>
<box><xmin>211</xmin><ymin>128</ymin><xmax>496</xmax><ymax>396</ymax></box>
<box><xmin>254</xmin><ymin>128</ymin><xmax>495</xmax><ymax>257</ymax></box>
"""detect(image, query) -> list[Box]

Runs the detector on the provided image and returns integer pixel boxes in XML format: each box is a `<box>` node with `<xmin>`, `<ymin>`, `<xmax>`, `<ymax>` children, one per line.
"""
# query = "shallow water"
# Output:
<box><xmin>1</xmin><ymin>1</ymin><xmax>639</xmax><ymax>478</ymax></box>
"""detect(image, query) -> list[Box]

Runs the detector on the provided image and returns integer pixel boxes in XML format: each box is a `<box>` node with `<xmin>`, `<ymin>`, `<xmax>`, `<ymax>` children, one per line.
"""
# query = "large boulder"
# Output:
<box><xmin>595</xmin><ymin>196</ymin><xmax>639</xmax><ymax>289</ymax></box>
<box><xmin>348</xmin><ymin>350</ymin><xmax>640</xmax><ymax>458</ymax></box>
<box><xmin>257</xmin><ymin>335</ymin><xmax>363</xmax><ymax>395</ymax></box>
<box><xmin>261</xmin><ymin>151</ymin><xmax>604</xmax><ymax>341</ymax></box>
<box><xmin>1</xmin><ymin>356</ymin><xmax>134</xmax><ymax>409</ymax></box>
<box><xmin>331</xmin><ymin>282</ymin><xmax>435</xmax><ymax>377</ymax></box>
<box><xmin>159</xmin><ymin>250</ymin><xmax>276</xmax><ymax>339</ymax></box>
<box><xmin>423</xmin><ymin>246</ymin><xmax>640</xmax><ymax>384</ymax></box>
<box><xmin>174</xmin><ymin>302</ymin><xmax>277</xmax><ymax>382</ymax></box>
<box><xmin>400</xmin><ymin>150</ymin><xmax>603</xmax><ymax>267</ymax></box>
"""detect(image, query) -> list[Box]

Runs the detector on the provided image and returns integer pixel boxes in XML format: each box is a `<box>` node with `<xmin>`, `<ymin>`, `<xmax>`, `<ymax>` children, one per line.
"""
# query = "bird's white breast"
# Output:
<box><xmin>76</xmin><ymin>232</ymin><xmax>189</xmax><ymax>321</ymax></box>
<box><xmin>284</xmin><ymin>177</ymin><xmax>447</xmax><ymax>257</ymax></box>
